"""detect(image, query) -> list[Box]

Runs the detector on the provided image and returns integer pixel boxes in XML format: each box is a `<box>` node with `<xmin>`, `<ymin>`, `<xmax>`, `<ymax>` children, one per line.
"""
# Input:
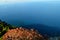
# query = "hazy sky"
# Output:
<box><xmin>0</xmin><ymin>0</ymin><xmax>60</xmax><ymax>5</ymax></box>
<box><xmin>0</xmin><ymin>0</ymin><xmax>60</xmax><ymax>3</ymax></box>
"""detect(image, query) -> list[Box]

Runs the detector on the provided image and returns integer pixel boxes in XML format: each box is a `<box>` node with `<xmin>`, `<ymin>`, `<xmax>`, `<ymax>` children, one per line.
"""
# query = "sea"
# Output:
<box><xmin>0</xmin><ymin>1</ymin><xmax>60</xmax><ymax>38</ymax></box>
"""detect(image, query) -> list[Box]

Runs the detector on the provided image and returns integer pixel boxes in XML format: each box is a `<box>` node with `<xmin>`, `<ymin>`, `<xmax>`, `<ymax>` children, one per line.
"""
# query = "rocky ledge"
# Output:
<box><xmin>2</xmin><ymin>27</ymin><xmax>46</xmax><ymax>40</ymax></box>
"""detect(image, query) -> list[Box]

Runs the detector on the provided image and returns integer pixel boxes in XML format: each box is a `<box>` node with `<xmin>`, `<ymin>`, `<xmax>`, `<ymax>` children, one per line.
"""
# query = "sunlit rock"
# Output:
<box><xmin>2</xmin><ymin>27</ymin><xmax>46</xmax><ymax>40</ymax></box>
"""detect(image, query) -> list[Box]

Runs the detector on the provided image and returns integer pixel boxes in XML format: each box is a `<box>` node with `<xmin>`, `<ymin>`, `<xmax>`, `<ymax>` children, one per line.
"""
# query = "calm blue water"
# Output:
<box><xmin>0</xmin><ymin>2</ymin><xmax>60</xmax><ymax>27</ymax></box>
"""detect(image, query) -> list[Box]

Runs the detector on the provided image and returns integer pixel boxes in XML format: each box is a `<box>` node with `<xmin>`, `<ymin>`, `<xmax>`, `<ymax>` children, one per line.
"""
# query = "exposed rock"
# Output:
<box><xmin>2</xmin><ymin>27</ymin><xmax>45</xmax><ymax>40</ymax></box>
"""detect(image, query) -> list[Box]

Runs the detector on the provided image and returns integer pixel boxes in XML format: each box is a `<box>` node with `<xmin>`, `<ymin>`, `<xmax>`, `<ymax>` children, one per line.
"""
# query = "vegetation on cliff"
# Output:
<box><xmin>0</xmin><ymin>20</ymin><xmax>16</xmax><ymax>40</ymax></box>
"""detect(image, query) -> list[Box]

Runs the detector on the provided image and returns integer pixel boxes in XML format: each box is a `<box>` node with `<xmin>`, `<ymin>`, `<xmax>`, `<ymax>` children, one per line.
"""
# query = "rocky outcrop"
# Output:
<box><xmin>2</xmin><ymin>27</ymin><xmax>45</xmax><ymax>40</ymax></box>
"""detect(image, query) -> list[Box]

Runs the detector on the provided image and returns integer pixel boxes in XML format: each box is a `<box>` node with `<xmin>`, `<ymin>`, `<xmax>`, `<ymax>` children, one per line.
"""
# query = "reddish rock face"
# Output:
<box><xmin>2</xmin><ymin>27</ymin><xmax>45</xmax><ymax>40</ymax></box>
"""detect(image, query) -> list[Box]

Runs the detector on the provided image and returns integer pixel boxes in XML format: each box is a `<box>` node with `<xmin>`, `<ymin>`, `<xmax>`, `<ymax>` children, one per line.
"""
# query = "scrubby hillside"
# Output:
<box><xmin>0</xmin><ymin>20</ymin><xmax>16</xmax><ymax>40</ymax></box>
